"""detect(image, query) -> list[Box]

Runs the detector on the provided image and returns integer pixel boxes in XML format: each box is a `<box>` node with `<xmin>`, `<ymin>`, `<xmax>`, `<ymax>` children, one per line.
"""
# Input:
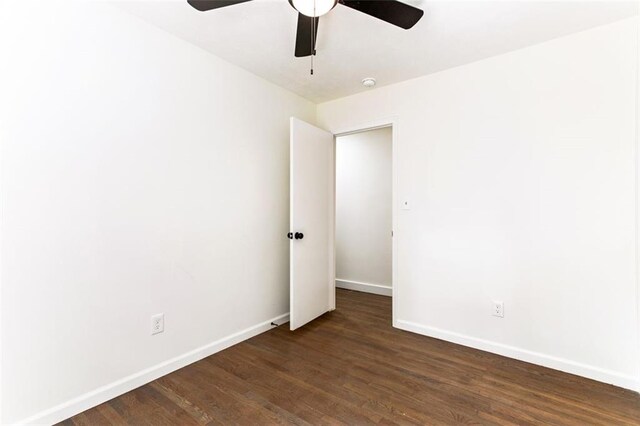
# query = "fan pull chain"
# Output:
<box><xmin>310</xmin><ymin>0</ymin><xmax>315</xmax><ymax>75</ymax></box>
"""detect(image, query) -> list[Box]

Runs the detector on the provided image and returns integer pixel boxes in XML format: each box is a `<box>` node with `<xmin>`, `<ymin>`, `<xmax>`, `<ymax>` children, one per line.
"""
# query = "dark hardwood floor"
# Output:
<box><xmin>62</xmin><ymin>289</ymin><xmax>640</xmax><ymax>425</ymax></box>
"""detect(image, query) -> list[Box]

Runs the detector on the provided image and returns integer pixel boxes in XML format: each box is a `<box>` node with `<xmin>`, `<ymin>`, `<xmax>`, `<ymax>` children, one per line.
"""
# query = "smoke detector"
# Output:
<box><xmin>362</xmin><ymin>78</ymin><xmax>376</xmax><ymax>88</ymax></box>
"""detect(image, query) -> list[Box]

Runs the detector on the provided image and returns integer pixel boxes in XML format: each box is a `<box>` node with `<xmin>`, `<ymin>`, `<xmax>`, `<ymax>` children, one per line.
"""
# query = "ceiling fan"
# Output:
<box><xmin>187</xmin><ymin>0</ymin><xmax>424</xmax><ymax>58</ymax></box>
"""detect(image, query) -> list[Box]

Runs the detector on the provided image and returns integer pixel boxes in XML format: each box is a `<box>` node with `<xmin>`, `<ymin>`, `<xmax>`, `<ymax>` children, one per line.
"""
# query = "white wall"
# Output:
<box><xmin>318</xmin><ymin>17</ymin><xmax>640</xmax><ymax>391</ymax></box>
<box><xmin>336</xmin><ymin>128</ymin><xmax>392</xmax><ymax>293</ymax></box>
<box><xmin>0</xmin><ymin>1</ymin><xmax>315</xmax><ymax>423</ymax></box>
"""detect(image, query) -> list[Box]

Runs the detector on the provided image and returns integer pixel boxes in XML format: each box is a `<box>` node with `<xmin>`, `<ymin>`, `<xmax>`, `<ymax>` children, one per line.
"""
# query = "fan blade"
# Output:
<box><xmin>295</xmin><ymin>13</ymin><xmax>319</xmax><ymax>57</ymax></box>
<box><xmin>339</xmin><ymin>0</ymin><xmax>423</xmax><ymax>29</ymax></box>
<box><xmin>187</xmin><ymin>0</ymin><xmax>253</xmax><ymax>12</ymax></box>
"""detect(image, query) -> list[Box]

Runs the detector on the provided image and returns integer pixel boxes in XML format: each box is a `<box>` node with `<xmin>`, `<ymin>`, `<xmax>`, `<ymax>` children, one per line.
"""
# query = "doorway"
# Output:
<box><xmin>288</xmin><ymin>117</ymin><xmax>396</xmax><ymax>331</ymax></box>
<box><xmin>334</xmin><ymin>127</ymin><xmax>393</xmax><ymax>301</ymax></box>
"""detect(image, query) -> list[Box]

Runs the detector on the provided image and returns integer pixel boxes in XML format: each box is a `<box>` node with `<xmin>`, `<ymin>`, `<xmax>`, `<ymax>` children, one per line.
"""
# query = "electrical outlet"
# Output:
<box><xmin>492</xmin><ymin>301</ymin><xmax>504</xmax><ymax>318</ymax></box>
<box><xmin>151</xmin><ymin>313</ymin><xmax>164</xmax><ymax>335</ymax></box>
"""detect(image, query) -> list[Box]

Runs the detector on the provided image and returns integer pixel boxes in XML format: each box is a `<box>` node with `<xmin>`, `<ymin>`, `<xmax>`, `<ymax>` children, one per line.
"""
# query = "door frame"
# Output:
<box><xmin>330</xmin><ymin>116</ymin><xmax>399</xmax><ymax>325</ymax></box>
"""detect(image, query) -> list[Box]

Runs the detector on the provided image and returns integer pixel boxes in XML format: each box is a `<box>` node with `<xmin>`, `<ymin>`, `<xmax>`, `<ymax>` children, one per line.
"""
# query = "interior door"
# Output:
<box><xmin>289</xmin><ymin>117</ymin><xmax>335</xmax><ymax>330</ymax></box>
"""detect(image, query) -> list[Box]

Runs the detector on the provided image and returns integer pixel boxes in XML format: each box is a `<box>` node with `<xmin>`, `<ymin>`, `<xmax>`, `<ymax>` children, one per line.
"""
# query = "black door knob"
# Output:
<box><xmin>287</xmin><ymin>232</ymin><xmax>293</xmax><ymax>240</ymax></box>
<box><xmin>295</xmin><ymin>232</ymin><xmax>304</xmax><ymax>240</ymax></box>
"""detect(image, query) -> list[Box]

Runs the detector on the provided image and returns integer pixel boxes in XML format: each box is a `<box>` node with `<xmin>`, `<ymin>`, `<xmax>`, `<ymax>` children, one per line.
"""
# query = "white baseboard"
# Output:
<box><xmin>19</xmin><ymin>313</ymin><xmax>290</xmax><ymax>426</ymax></box>
<box><xmin>336</xmin><ymin>279</ymin><xmax>392</xmax><ymax>297</ymax></box>
<box><xmin>395</xmin><ymin>319</ymin><xmax>640</xmax><ymax>393</ymax></box>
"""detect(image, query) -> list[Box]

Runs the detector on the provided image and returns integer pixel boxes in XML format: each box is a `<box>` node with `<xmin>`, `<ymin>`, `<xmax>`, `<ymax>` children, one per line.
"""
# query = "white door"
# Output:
<box><xmin>289</xmin><ymin>117</ymin><xmax>335</xmax><ymax>330</ymax></box>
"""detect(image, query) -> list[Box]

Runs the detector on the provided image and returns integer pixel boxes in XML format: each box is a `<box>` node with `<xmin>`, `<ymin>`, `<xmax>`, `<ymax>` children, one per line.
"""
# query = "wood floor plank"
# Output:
<box><xmin>61</xmin><ymin>289</ymin><xmax>640</xmax><ymax>425</ymax></box>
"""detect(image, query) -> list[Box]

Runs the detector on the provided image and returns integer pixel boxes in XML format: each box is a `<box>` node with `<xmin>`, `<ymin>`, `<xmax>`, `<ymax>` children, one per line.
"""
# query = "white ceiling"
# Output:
<box><xmin>114</xmin><ymin>0</ymin><xmax>638</xmax><ymax>103</ymax></box>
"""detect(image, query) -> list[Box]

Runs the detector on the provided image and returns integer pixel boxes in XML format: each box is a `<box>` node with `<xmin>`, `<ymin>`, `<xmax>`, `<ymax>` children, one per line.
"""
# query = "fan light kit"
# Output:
<box><xmin>187</xmin><ymin>0</ymin><xmax>424</xmax><ymax>74</ymax></box>
<box><xmin>362</xmin><ymin>78</ymin><xmax>376</xmax><ymax>88</ymax></box>
<box><xmin>291</xmin><ymin>0</ymin><xmax>338</xmax><ymax>17</ymax></box>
